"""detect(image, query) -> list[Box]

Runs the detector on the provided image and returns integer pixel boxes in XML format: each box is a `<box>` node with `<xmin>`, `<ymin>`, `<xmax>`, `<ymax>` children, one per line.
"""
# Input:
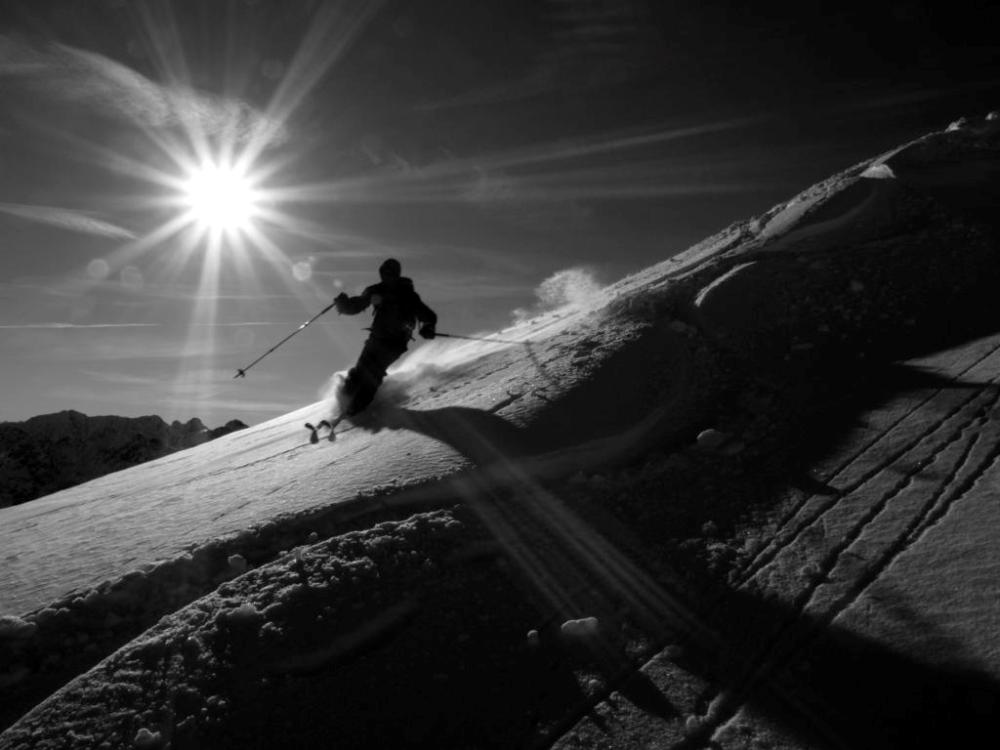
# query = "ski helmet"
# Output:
<box><xmin>379</xmin><ymin>258</ymin><xmax>401</xmax><ymax>280</ymax></box>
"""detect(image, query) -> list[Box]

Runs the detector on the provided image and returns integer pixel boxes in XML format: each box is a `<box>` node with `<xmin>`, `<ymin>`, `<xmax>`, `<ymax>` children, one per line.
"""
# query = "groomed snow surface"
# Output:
<box><xmin>2</xmin><ymin>113</ymin><xmax>1000</xmax><ymax>749</ymax></box>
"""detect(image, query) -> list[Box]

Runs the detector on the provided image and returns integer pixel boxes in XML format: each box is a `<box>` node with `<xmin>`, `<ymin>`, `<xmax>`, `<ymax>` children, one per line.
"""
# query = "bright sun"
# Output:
<box><xmin>182</xmin><ymin>161</ymin><xmax>259</xmax><ymax>234</ymax></box>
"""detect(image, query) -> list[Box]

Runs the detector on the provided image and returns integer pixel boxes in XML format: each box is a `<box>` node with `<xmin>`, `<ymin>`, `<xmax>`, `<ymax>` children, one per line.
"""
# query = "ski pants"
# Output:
<box><xmin>343</xmin><ymin>336</ymin><xmax>408</xmax><ymax>415</ymax></box>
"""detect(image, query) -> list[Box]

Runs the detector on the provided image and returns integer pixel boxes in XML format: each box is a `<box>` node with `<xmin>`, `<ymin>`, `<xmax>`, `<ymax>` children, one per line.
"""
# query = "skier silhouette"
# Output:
<box><xmin>333</xmin><ymin>258</ymin><xmax>437</xmax><ymax>416</ymax></box>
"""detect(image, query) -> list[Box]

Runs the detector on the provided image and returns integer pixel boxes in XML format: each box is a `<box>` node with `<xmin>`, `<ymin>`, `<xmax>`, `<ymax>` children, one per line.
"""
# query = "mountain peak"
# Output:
<box><xmin>0</xmin><ymin>412</ymin><xmax>247</xmax><ymax>507</ymax></box>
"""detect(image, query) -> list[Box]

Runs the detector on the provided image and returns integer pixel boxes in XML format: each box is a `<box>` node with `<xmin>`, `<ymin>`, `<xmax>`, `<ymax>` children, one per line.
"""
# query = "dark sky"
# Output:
<box><xmin>1</xmin><ymin>0</ymin><xmax>998</xmax><ymax>424</ymax></box>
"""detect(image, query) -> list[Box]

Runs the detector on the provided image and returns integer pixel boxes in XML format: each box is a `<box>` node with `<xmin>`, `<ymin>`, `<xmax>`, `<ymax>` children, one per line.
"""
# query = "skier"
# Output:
<box><xmin>332</xmin><ymin>258</ymin><xmax>437</xmax><ymax>416</ymax></box>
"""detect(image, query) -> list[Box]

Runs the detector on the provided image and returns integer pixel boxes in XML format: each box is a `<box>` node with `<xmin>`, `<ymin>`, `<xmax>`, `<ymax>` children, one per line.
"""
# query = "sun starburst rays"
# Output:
<box><xmin>55</xmin><ymin>1</ymin><xmax>390</xmax><ymax>420</ymax></box>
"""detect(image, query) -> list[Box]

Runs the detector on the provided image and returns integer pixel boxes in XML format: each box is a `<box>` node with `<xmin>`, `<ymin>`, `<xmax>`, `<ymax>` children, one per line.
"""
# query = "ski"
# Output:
<box><xmin>318</xmin><ymin>418</ymin><xmax>344</xmax><ymax>441</ymax></box>
<box><xmin>305</xmin><ymin>418</ymin><xmax>344</xmax><ymax>444</ymax></box>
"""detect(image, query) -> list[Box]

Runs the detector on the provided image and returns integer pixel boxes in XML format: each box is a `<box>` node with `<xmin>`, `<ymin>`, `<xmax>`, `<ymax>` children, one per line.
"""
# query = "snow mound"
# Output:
<box><xmin>860</xmin><ymin>163</ymin><xmax>895</xmax><ymax>180</ymax></box>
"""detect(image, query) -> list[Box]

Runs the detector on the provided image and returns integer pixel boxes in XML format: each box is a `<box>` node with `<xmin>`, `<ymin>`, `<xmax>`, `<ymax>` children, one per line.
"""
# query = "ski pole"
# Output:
<box><xmin>233</xmin><ymin>301</ymin><xmax>336</xmax><ymax>378</ymax></box>
<box><xmin>362</xmin><ymin>328</ymin><xmax>523</xmax><ymax>345</ymax></box>
<box><xmin>435</xmin><ymin>332</ymin><xmax>523</xmax><ymax>345</ymax></box>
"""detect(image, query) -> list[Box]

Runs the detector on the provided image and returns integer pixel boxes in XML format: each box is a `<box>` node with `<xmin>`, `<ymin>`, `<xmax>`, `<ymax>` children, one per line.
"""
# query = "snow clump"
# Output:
<box><xmin>560</xmin><ymin>616</ymin><xmax>600</xmax><ymax>640</ymax></box>
<box><xmin>134</xmin><ymin>727</ymin><xmax>162</xmax><ymax>748</ymax></box>
<box><xmin>227</xmin><ymin>553</ymin><xmax>248</xmax><ymax>573</ymax></box>
<box><xmin>861</xmin><ymin>163</ymin><xmax>895</xmax><ymax>180</ymax></box>
<box><xmin>696</xmin><ymin>428</ymin><xmax>730</xmax><ymax>452</ymax></box>
<box><xmin>684</xmin><ymin>715</ymin><xmax>705</xmax><ymax>737</ymax></box>
<box><xmin>0</xmin><ymin>615</ymin><xmax>36</xmax><ymax>640</ymax></box>
<box><xmin>223</xmin><ymin>602</ymin><xmax>263</xmax><ymax>624</ymax></box>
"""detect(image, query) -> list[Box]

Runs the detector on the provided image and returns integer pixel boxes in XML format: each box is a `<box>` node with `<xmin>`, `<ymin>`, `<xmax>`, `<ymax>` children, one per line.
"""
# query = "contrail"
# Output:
<box><xmin>0</xmin><ymin>203</ymin><xmax>136</xmax><ymax>240</ymax></box>
<box><xmin>0</xmin><ymin>323</ymin><xmax>161</xmax><ymax>329</ymax></box>
<box><xmin>0</xmin><ymin>322</ymin><xmax>293</xmax><ymax>329</ymax></box>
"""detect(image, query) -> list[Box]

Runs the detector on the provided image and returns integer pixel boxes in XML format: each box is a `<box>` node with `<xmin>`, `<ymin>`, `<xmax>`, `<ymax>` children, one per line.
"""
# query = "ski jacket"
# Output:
<box><xmin>337</xmin><ymin>277</ymin><xmax>437</xmax><ymax>342</ymax></box>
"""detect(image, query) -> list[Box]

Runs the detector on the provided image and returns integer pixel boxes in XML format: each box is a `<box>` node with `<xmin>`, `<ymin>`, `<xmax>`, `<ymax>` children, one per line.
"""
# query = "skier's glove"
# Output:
<box><xmin>419</xmin><ymin>323</ymin><xmax>436</xmax><ymax>340</ymax></box>
<box><xmin>333</xmin><ymin>292</ymin><xmax>349</xmax><ymax>313</ymax></box>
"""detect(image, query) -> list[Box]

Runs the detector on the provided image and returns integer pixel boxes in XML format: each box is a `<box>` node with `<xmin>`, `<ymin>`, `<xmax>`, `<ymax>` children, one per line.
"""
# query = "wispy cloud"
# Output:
<box><xmin>7</xmin><ymin>274</ymin><xmax>302</xmax><ymax>303</ymax></box>
<box><xmin>829</xmin><ymin>82</ymin><xmax>1000</xmax><ymax>117</ymax></box>
<box><xmin>164</xmin><ymin>396</ymin><xmax>295</xmax><ymax>415</ymax></box>
<box><xmin>40</xmin><ymin>383</ymin><xmax>292</xmax><ymax>421</ymax></box>
<box><xmin>0</xmin><ymin>202</ymin><xmax>136</xmax><ymax>239</ymax></box>
<box><xmin>0</xmin><ymin>322</ymin><xmax>159</xmax><ymax>329</ymax></box>
<box><xmin>78</xmin><ymin>370</ymin><xmax>162</xmax><ymax>387</ymax></box>
<box><xmin>79</xmin><ymin>367</ymin><xmax>264</xmax><ymax>389</ymax></box>
<box><xmin>0</xmin><ymin>35</ymin><xmax>285</xmax><ymax>144</ymax></box>
<box><xmin>419</xmin><ymin>0</ymin><xmax>662</xmax><ymax>111</ymax></box>
<box><xmin>278</xmin><ymin>116</ymin><xmax>767</xmax><ymax>207</ymax></box>
<box><xmin>0</xmin><ymin>321</ymin><xmax>293</xmax><ymax>330</ymax></box>
<box><xmin>6</xmin><ymin>333</ymin><xmax>219</xmax><ymax>362</ymax></box>
<box><xmin>189</xmin><ymin>322</ymin><xmax>292</xmax><ymax>327</ymax></box>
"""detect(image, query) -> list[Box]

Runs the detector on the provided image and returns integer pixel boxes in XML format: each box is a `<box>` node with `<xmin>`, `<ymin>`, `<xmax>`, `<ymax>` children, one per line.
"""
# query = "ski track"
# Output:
<box><xmin>736</xmin><ymin>336</ymin><xmax>1000</xmax><ymax>586</ymax></box>
<box><xmin>798</xmin><ymin>385</ymin><xmax>998</xmax><ymax>617</ymax></box>
<box><xmin>814</xmin><ymin>400</ymin><xmax>1000</xmax><ymax>624</ymax></box>
<box><xmin>693</xmin><ymin>334</ymin><xmax>1000</xmax><ymax>745</ymax></box>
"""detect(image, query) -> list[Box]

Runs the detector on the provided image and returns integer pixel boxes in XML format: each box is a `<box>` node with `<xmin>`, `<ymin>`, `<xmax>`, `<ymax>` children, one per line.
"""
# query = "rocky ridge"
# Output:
<box><xmin>0</xmin><ymin>411</ymin><xmax>247</xmax><ymax>507</ymax></box>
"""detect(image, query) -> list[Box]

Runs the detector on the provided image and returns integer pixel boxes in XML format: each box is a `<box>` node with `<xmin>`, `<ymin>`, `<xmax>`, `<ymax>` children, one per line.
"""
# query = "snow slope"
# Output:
<box><xmin>2</xmin><ymin>113</ymin><xmax>999</xmax><ymax>749</ymax></box>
